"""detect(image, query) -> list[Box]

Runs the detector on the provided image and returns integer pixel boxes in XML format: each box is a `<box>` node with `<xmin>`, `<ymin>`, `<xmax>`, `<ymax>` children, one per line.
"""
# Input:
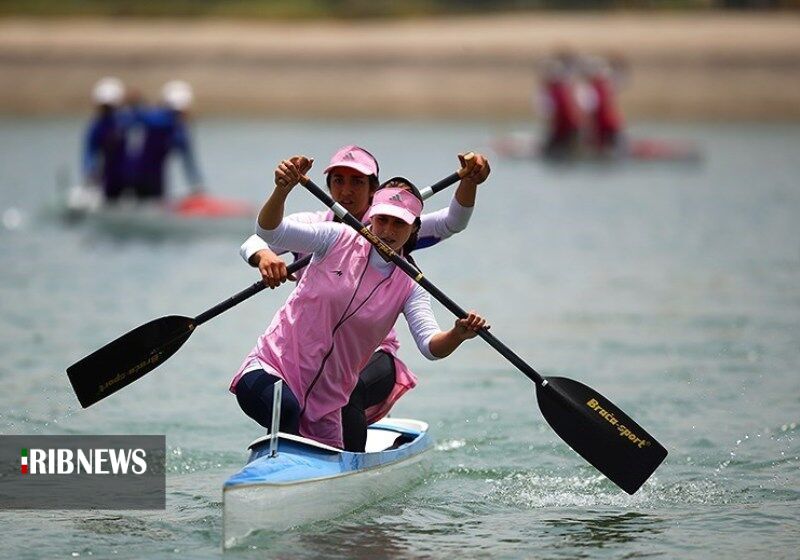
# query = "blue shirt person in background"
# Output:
<box><xmin>128</xmin><ymin>80</ymin><xmax>205</xmax><ymax>200</ymax></box>
<box><xmin>81</xmin><ymin>77</ymin><xmax>129</xmax><ymax>201</ymax></box>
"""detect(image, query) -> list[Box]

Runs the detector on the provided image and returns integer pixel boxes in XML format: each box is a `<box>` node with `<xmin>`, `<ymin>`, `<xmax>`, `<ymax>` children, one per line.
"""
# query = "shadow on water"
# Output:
<box><xmin>229</xmin><ymin>520</ymin><xmax>414</xmax><ymax>559</ymax></box>
<box><xmin>294</xmin><ymin>523</ymin><xmax>413</xmax><ymax>560</ymax></box>
<box><xmin>543</xmin><ymin>511</ymin><xmax>665</xmax><ymax>555</ymax></box>
<box><xmin>233</xmin><ymin>508</ymin><xmax>666</xmax><ymax>559</ymax></box>
<box><xmin>74</xmin><ymin>515</ymin><xmax>174</xmax><ymax>540</ymax></box>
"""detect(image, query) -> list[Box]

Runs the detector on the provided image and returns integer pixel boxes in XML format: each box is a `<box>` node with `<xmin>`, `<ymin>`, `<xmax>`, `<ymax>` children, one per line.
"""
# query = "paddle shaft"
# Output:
<box><xmin>418</xmin><ymin>170</ymin><xmax>461</xmax><ymax>200</ymax></box>
<box><xmin>194</xmin><ymin>255</ymin><xmax>311</xmax><ymax>326</ymax></box>
<box><xmin>299</xmin><ymin>177</ymin><xmax>545</xmax><ymax>387</ymax></box>
<box><xmin>195</xmin><ymin>165</ymin><xmax>472</xmax><ymax>327</ymax></box>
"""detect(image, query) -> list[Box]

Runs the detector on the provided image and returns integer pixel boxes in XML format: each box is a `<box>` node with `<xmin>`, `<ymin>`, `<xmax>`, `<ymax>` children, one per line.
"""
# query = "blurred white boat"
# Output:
<box><xmin>56</xmin><ymin>184</ymin><xmax>257</xmax><ymax>237</ymax></box>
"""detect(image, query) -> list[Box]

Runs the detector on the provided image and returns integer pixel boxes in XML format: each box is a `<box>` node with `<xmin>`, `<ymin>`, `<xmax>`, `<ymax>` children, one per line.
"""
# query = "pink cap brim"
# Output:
<box><xmin>366</xmin><ymin>203</ymin><xmax>417</xmax><ymax>225</ymax></box>
<box><xmin>323</xmin><ymin>161</ymin><xmax>375</xmax><ymax>176</ymax></box>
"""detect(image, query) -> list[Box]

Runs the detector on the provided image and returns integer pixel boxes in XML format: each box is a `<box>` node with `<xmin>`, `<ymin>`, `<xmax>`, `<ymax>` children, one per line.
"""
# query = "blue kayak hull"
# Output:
<box><xmin>223</xmin><ymin>418</ymin><xmax>432</xmax><ymax>548</ymax></box>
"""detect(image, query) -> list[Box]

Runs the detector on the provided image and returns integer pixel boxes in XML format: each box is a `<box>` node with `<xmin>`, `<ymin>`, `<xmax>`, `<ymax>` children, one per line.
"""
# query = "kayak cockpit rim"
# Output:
<box><xmin>247</xmin><ymin>432</ymin><xmax>341</xmax><ymax>454</ymax></box>
<box><xmin>245</xmin><ymin>418</ymin><xmax>430</xmax><ymax>455</ymax></box>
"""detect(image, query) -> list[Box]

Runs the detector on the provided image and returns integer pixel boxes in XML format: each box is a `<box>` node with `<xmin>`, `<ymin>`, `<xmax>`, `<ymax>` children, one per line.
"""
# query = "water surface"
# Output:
<box><xmin>0</xmin><ymin>117</ymin><xmax>798</xmax><ymax>558</ymax></box>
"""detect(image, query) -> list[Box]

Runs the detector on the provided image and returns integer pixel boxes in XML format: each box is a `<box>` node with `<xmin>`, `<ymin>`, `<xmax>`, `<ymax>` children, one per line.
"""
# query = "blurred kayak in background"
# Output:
<box><xmin>55</xmin><ymin>184</ymin><xmax>257</xmax><ymax>238</ymax></box>
<box><xmin>491</xmin><ymin>131</ymin><xmax>703</xmax><ymax>164</ymax></box>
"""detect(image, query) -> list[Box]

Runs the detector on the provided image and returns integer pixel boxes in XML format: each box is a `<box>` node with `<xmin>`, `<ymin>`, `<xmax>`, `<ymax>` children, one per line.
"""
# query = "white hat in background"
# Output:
<box><xmin>162</xmin><ymin>80</ymin><xmax>194</xmax><ymax>111</ymax></box>
<box><xmin>92</xmin><ymin>77</ymin><xmax>125</xmax><ymax>106</ymax></box>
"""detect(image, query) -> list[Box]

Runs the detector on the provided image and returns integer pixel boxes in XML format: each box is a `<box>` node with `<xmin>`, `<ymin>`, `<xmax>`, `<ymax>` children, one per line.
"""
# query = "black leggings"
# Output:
<box><xmin>341</xmin><ymin>351</ymin><xmax>396</xmax><ymax>452</ymax></box>
<box><xmin>234</xmin><ymin>351</ymin><xmax>396</xmax><ymax>452</ymax></box>
<box><xmin>235</xmin><ymin>370</ymin><xmax>302</xmax><ymax>436</ymax></box>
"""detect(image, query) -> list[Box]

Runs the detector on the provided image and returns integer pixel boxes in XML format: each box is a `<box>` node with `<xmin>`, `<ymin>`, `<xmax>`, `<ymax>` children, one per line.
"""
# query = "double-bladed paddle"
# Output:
<box><xmin>66</xmin><ymin>159</ymin><xmax>473</xmax><ymax>409</ymax></box>
<box><xmin>297</xmin><ymin>175</ymin><xmax>667</xmax><ymax>495</ymax></box>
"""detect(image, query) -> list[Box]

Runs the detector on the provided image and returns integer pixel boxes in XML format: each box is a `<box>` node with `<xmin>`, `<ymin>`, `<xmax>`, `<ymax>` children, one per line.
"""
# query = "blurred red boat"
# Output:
<box><xmin>491</xmin><ymin>132</ymin><xmax>703</xmax><ymax>164</ymax></box>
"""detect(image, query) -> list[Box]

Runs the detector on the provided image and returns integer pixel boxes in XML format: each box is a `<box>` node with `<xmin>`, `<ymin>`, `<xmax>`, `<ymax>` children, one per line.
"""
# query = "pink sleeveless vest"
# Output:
<box><xmin>231</xmin><ymin>227</ymin><xmax>416</xmax><ymax>448</ymax></box>
<box><xmin>290</xmin><ymin>209</ymin><xmax>418</xmax><ymax>424</ymax></box>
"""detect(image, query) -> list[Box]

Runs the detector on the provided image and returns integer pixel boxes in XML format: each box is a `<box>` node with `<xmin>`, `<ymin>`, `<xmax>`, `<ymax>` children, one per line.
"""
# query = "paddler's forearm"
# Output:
<box><xmin>427</xmin><ymin>311</ymin><xmax>487</xmax><ymax>358</ymax></box>
<box><xmin>257</xmin><ymin>184</ymin><xmax>293</xmax><ymax>231</ymax></box>
<box><xmin>428</xmin><ymin>329</ymin><xmax>468</xmax><ymax>359</ymax></box>
<box><xmin>454</xmin><ymin>178</ymin><xmax>478</xmax><ymax>208</ymax></box>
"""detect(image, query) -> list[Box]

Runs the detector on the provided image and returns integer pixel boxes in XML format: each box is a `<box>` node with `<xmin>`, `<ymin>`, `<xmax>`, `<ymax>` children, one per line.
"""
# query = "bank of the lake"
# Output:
<box><xmin>1</xmin><ymin>13</ymin><xmax>799</xmax><ymax>120</ymax></box>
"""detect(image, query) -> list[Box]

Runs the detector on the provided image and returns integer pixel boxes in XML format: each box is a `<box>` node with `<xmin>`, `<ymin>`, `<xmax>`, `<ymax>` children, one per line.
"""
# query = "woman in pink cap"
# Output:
<box><xmin>230</xmin><ymin>156</ymin><xmax>488</xmax><ymax>450</ymax></box>
<box><xmin>239</xmin><ymin>145</ymin><xmax>381</xmax><ymax>275</ymax></box>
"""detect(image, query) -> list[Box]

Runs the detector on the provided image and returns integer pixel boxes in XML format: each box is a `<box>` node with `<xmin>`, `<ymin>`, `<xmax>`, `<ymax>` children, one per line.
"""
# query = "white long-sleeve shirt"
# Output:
<box><xmin>256</xmin><ymin>219</ymin><xmax>443</xmax><ymax>360</ymax></box>
<box><xmin>240</xmin><ymin>195</ymin><xmax>473</xmax><ymax>262</ymax></box>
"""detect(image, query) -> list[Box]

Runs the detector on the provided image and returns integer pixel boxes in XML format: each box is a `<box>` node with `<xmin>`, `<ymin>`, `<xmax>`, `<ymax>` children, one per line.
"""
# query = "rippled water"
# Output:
<box><xmin>0</xmin><ymin>117</ymin><xmax>798</xmax><ymax>559</ymax></box>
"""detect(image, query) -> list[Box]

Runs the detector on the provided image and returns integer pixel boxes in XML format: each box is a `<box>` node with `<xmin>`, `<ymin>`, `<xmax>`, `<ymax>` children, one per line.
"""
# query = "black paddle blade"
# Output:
<box><xmin>536</xmin><ymin>376</ymin><xmax>667</xmax><ymax>494</ymax></box>
<box><xmin>66</xmin><ymin>315</ymin><xmax>195</xmax><ymax>408</ymax></box>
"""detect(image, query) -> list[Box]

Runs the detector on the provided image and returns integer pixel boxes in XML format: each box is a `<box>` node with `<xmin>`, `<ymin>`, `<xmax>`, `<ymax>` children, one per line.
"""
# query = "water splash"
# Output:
<box><xmin>485</xmin><ymin>470</ymin><xmax>732</xmax><ymax>509</ymax></box>
<box><xmin>436</xmin><ymin>439</ymin><xmax>466</xmax><ymax>452</ymax></box>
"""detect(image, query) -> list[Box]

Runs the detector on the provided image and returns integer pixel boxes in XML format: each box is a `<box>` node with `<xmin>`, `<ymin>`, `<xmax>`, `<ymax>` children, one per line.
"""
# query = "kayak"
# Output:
<box><xmin>222</xmin><ymin>418</ymin><xmax>432</xmax><ymax>549</ymax></box>
<box><xmin>57</xmin><ymin>184</ymin><xmax>256</xmax><ymax>237</ymax></box>
<box><xmin>491</xmin><ymin>132</ymin><xmax>703</xmax><ymax>164</ymax></box>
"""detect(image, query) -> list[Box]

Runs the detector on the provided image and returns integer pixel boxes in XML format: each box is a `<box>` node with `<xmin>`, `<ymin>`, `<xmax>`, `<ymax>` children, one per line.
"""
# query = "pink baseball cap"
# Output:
<box><xmin>365</xmin><ymin>187</ymin><xmax>423</xmax><ymax>225</ymax></box>
<box><xmin>323</xmin><ymin>145</ymin><xmax>379</xmax><ymax>177</ymax></box>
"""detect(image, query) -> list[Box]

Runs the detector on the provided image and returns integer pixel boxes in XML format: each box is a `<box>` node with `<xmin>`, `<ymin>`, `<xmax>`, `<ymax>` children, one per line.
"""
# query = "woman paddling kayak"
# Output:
<box><xmin>230</xmin><ymin>156</ymin><xmax>488</xmax><ymax>450</ymax></box>
<box><xmin>239</xmin><ymin>145</ymin><xmax>490</xmax><ymax>450</ymax></box>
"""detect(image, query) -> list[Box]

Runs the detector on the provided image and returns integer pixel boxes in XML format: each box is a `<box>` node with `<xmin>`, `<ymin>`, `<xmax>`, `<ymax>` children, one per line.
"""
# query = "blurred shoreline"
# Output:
<box><xmin>1</xmin><ymin>13</ymin><xmax>799</xmax><ymax>120</ymax></box>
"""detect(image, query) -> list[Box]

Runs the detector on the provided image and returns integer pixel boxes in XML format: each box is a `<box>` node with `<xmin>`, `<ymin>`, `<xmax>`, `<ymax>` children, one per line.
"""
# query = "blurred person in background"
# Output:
<box><xmin>119</xmin><ymin>85</ymin><xmax>148</xmax><ymax>191</ymax></box>
<box><xmin>82</xmin><ymin>77</ymin><xmax>129</xmax><ymax>201</ymax></box>
<box><xmin>579</xmin><ymin>56</ymin><xmax>626</xmax><ymax>157</ymax></box>
<box><xmin>128</xmin><ymin>80</ymin><xmax>205</xmax><ymax>200</ymax></box>
<box><xmin>535</xmin><ymin>52</ymin><xmax>581</xmax><ymax>160</ymax></box>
